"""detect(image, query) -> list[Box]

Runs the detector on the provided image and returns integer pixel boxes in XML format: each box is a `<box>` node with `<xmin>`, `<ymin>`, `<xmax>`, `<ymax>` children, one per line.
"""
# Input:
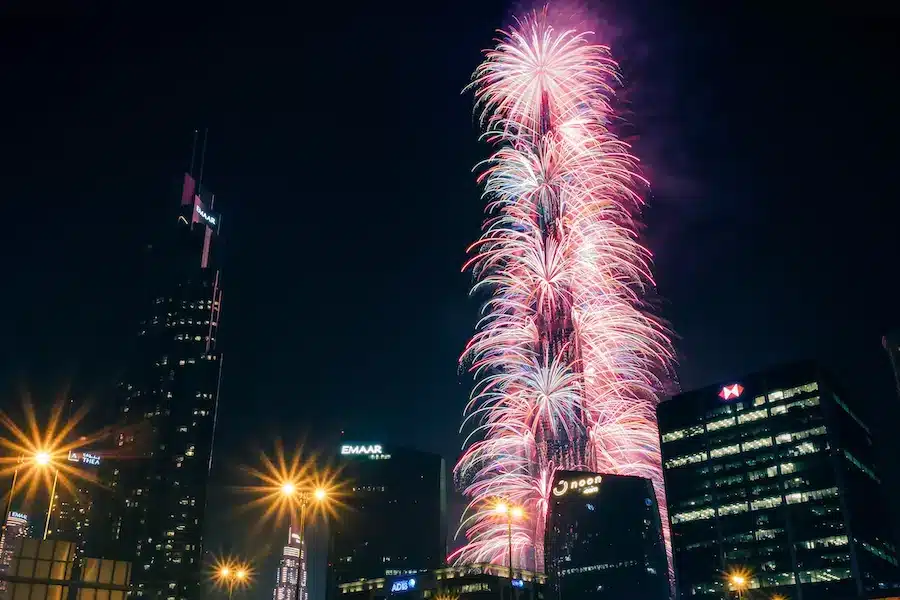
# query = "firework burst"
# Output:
<box><xmin>453</xmin><ymin>8</ymin><xmax>673</xmax><ymax>577</ymax></box>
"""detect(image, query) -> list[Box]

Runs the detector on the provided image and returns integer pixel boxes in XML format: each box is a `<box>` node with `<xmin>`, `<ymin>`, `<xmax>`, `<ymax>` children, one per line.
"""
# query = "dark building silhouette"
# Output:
<box><xmin>659</xmin><ymin>361</ymin><xmax>900</xmax><ymax>600</ymax></box>
<box><xmin>110</xmin><ymin>172</ymin><xmax>224</xmax><ymax>600</ymax></box>
<box><xmin>543</xmin><ymin>470</ymin><xmax>668</xmax><ymax>600</ymax></box>
<box><xmin>329</xmin><ymin>444</ymin><xmax>446</xmax><ymax>595</ymax></box>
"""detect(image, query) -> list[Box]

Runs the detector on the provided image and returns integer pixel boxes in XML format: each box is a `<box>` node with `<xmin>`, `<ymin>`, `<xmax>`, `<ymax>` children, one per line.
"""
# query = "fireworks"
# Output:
<box><xmin>453</xmin><ymin>8</ymin><xmax>673</xmax><ymax>575</ymax></box>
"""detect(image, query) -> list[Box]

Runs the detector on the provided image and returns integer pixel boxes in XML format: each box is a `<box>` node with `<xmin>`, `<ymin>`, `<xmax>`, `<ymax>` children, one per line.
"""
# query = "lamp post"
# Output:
<box><xmin>730</xmin><ymin>574</ymin><xmax>747</xmax><ymax>600</ymax></box>
<box><xmin>495</xmin><ymin>502</ymin><xmax>524</xmax><ymax>600</ymax></box>
<box><xmin>280</xmin><ymin>483</ymin><xmax>328</xmax><ymax>600</ymax></box>
<box><xmin>215</xmin><ymin>562</ymin><xmax>251</xmax><ymax>600</ymax></box>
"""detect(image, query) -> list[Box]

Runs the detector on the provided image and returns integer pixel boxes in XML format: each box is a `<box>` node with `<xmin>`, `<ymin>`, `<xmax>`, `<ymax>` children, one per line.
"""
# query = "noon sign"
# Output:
<box><xmin>552</xmin><ymin>475</ymin><xmax>602</xmax><ymax>497</ymax></box>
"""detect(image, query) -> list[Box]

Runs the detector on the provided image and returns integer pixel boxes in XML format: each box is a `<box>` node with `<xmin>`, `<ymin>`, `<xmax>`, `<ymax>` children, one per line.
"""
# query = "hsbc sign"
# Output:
<box><xmin>718</xmin><ymin>384</ymin><xmax>744</xmax><ymax>400</ymax></box>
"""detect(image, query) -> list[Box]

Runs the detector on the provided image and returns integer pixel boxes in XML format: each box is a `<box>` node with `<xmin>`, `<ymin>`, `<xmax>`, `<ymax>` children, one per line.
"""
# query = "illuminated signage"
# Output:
<box><xmin>195</xmin><ymin>203</ymin><xmax>217</xmax><ymax>227</ymax></box>
<box><xmin>718</xmin><ymin>384</ymin><xmax>744</xmax><ymax>400</ymax></box>
<box><xmin>552</xmin><ymin>475</ymin><xmax>602</xmax><ymax>497</ymax></box>
<box><xmin>341</xmin><ymin>444</ymin><xmax>383</xmax><ymax>455</ymax></box>
<box><xmin>67</xmin><ymin>451</ymin><xmax>101</xmax><ymax>466</ymax></box>
<box><xmin>9</xmin><ymin>512</ymin><xmax>27</xmax><ymax>522</ymax></box>
<box><xmin>511</xmin><ymin>580</ymin><xmax>524</xmax><ymax>589</ymax></box>
<box><xmin>390</xmin><ymin>578</ymin><xmax>416</xmax><ymax>593</ymax></box>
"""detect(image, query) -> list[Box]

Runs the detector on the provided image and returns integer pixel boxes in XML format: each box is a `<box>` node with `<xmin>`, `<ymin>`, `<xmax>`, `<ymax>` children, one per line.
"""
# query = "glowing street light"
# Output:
<box><xmin>493</xmin><ymin>500</ymin><xmax>525</xmax><ymax>598</ymax></box>
<box><xmin>212</xmin><ymin>558</ymin><xmax>253</xmax><ymax>600</ymax></box>
<box><xmin>243</xmin><ymin>446</ymin><xmax>343</xmax><ymax>600</ymax></box>
<box><xmin>727</xmin><ymin>569</ymin><xmax>750</xmax><ymax>600</ymax></box>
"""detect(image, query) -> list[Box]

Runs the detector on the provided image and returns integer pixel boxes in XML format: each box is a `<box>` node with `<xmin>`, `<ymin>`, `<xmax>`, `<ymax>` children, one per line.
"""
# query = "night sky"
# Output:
<box><xmin>2</xmin><ymin>2</ymin><xmax>899</xmax><ymax>598</ymax></box>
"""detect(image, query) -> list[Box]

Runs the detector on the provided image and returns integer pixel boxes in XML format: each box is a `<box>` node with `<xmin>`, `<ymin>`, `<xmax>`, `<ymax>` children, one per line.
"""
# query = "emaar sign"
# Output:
<box><xmin>196</xmin><ymin>203</ymin><xmax>217</xmax><ymax>227</ymax></box>
<box><xmin>341</xmin><ymin>444</ymin><xmax>383</xmax><ymax>455</ymax></box>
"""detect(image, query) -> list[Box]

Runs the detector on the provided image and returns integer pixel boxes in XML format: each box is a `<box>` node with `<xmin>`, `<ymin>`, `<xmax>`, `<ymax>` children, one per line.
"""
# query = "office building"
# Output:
<box><xmin>659</xmin><ymin>361</ymin><xmax>900</xmax><ymax>600</ymax></box>
<box><xmin>47</xmin><ymin>450</ymin><xmax>107</xmax><ymax>557</ymax></box>
<box><xmin>0</xmin><ymin>538</ymin><xmax>132</xmax><ymax>600</ymax></box>
<box><xmin>112</xmin><ymin>172</ymin><xmax>224</xmax><ymax>600</ymax></box>
<box><xmin>0</xmin><ymin>512</ymin><xmax>30</xmax><ymax>599</ymax></box>
<box><xmin>330</xmin><ymin>444</ymin><xmax>446</xmax><ymax>591</ymax></box>
<box><xmin>274</xmin><ymin>519</ymin><xmax>303</xmax><ymax>600</ymax></box>
<box><xmin>543</xmin><ymin>470</ymin><xmax>668</xmax><ymax>600</ymax></box>
<box><xmin>337</xmin><ymin>563</ymin><xmax>544</xmax><ymax>600</ymax></box>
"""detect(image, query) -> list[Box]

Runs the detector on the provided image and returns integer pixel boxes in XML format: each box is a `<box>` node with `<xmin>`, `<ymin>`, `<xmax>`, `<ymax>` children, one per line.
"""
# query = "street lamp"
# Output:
<box><xmin>728</xmin><ymin>572</ymin><xmax>749</xmax><ymax>600</ymax></box>
<box><xmin>494</xmin><ymin>501</ymin><xmax>525</xmax><ymax>600</ymax></box>
<box><xmin>213</xmin><ymin>560</ymin><xmax>252</xmax><ymax>600</ymax></box>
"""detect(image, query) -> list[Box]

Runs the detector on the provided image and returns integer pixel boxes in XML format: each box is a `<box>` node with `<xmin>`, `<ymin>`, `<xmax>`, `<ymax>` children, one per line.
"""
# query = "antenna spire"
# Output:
<box><xmin>198</xmin><ymin>128</ymin><xmax>209</xmax><ymax>189</ymax></box>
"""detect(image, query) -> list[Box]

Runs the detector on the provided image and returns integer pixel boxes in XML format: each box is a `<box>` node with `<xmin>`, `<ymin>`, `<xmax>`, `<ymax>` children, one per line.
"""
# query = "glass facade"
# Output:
<box><xmin>111</xmin><ymin>173</ymin><xmax>223</xmax><ymax>600</ymax></box>
<box><xmin>329</xmin><ymin>446</ymin><xmax>446</xmax><ymax>595</ymax></box>
<box><xmin>658</xmin><ymin>362</ymin><xmax>900</xmax><ymax>600</ymax></box>
<box><xmin>544</xmin><ymin>471</ymin><xmax>669</xmax><ymax>600</ymax></box>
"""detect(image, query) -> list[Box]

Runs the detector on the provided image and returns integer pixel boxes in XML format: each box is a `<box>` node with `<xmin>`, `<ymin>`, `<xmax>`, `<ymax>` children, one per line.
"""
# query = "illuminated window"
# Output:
<box><xmin>768</xmin><ymin>390</ymin><xmax>784</xmax><ymax>401</ymax></box>
<box><xmin>707</xmin><ymin>417</ymin><xmax>736</xmax><ymax>432</ymax></box>
<box><xmin>785</xmin><ymin>487</ymin><xmax>839</xmax><ymax>505</ymax></box>
<box><xmin>665</xmin><ymin>451</ymin><xmax>708</xmax><ymax>469</ymax></box>
<box><xmin>770</xmin><ymin>404</ymin><xmax>787</xmax><ymax>416</ymax></box>
<box><xmin>742</xmin><ymin>437</ymin><xmax>773</xmax><ymax>452</ymax></box>
<box><xmin>755</xmin><ymin>528</ymin><xmax>783</xmax><ymax>541</ymax></box>
<box><xmin>798</xmin><ymin>568</ymin><xmax>851</xmax><ymax>583</ymax></box>
<box><xmin>718</xmin><ymin>502</ymin><xmax>748</xmax><ymax>516</ymax></box>
<box><xmin>709</xmin><ymin>444</ymin><xmax>740</xmax><ymax>459</ymax></box>
<box><xmin>671</xmin><ymin>507</ymin><xmax>715</xmax><ymax>524</ymax></box>
<box><xmin>753</xmin><ymin>396</ymin><xmax>766</xmax><ymax>407</ymax></box>
<box><xmin>738</xmin><ymin>409</ymin><xmax>767</xmax><ymax>424</ymax></box>
<box><xmin>776</xmin><ymin>426</ymin><xmax>826</xmax><ymax>444</ymax></box>
<box><xmin>750</xmin><ymin>496</ymin><xmax>782</xmax><ymax>511</ymax></box>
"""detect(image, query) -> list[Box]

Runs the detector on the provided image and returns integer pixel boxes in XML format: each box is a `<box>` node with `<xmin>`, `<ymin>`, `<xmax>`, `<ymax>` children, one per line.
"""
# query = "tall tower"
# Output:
<box><xmin>113</xmin><ymin>172</ymin><xmax>224</xmax><ymax>600</ymax></box>
<box><xmin>273</xmin><ymin>517</ymin><xmax>303</xmax><ymax>600</ymax></box>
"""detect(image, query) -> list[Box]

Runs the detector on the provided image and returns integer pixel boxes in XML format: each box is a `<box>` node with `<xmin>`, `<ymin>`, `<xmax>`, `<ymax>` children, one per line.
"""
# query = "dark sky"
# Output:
<box><xmin>2</xmin><ymin>2</ymin><xmax>899</xmax><ymax>598</ymax></box>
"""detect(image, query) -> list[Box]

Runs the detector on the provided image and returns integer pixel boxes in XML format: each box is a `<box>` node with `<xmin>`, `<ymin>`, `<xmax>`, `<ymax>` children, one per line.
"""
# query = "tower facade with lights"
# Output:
<box><xmin>112</xmin><ymin>172</ymin><xmax>224</xmax><ymax>600</ymax></box>
<box><xmin>273</xmin><ymin>517</ymin><xmax>304</xmax><ymax>600</ymax></box>
<box><xmin>659</xmin><ymin>362</ymin><xmax>900</xmax><ymax>600</ymax></box>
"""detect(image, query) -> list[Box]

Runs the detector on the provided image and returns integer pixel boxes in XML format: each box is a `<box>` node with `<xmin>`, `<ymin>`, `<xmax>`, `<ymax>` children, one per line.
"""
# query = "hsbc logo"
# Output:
<box><xmin>718</xmin><ymin>384</ymin><xmax>744</xmax><ymax>400</ymax></box>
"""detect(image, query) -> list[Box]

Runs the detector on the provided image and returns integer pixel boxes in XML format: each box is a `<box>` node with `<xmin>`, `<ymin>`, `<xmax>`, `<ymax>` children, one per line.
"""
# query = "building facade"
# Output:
<box><xmin>47</xmin><ymin>450</ymin><xmax>107</xmax><ymax>557</ymax></box>
<box><xmin>273</xmin><ymin>519</ymin><xmax>303</xmax><ymax>600</ymax></box>
<box><xmin>659</xmin><ymin>362</ymin><xmax>900</xmax><ymax>600</ymax></box>
<box><xmin>337</xmin><ymin>563</ymin><xmax>544</xmax><ymax>600</ymax></box>
<box><xmin>329</xmin><ymin>444</ymin><xmax>446</xmax><ymax>592</ymax></box>
<box><xmin>0</xmin><ymin>512</ymin><xmax>30</xmax><ymax>599</ymax></box>
<box><xmin>0</xmin><ymin>538</ymin><xmax>132</xmax><ymax>600</ymax></box>
<box><xmin>544</xmin><ymin>471</ymin><xmax>668</xmax><ymax>600</ymax></box>
<box><xmin>111</xmin><ymin>172</ymin><xmax>224</xmax><ymax>600</ymax></box>
<box><xmin>883</xmin><ymin>331</ymin><xmax>900</xmax><ymax>404</ymax></box>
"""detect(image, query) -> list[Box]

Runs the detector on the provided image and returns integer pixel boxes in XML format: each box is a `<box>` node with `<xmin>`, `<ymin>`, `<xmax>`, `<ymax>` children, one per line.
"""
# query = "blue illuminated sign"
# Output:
<box><xmin>390</xmin><ymin>578</ymin><xmax>416</xmax><ymax>593</ymax></box>
<box><xmin>512</xmin><ymin>579</ymin><xmax>524</xmax><ymax>589</ymax></box>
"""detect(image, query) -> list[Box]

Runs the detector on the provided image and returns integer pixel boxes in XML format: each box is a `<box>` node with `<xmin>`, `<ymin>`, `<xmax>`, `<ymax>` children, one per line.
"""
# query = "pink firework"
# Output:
<box><xmin>452</xmin><ymin>8</ymin><xmax>674</xmax><ymax>577</ymax></box>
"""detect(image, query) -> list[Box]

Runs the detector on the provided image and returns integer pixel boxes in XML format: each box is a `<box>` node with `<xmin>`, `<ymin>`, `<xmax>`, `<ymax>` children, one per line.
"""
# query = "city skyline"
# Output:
<box><xmin>2</xmin><ymin>2</ymin><xmax>900</xmax><ymax>600</ymax></box>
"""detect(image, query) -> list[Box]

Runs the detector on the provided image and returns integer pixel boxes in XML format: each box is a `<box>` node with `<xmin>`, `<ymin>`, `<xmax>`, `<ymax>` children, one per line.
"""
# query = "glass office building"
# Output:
<box><xmin>544</xmin><ymin>470</ymin><xmax>668</xmax><ymax>600</ymax></box>
<box><xmin>658</xmin><ymin>361</ymin><xmax>900</xmax><ymax>599</ymax></box>
<box><xmin>329</xmin><ymin>444</ymin><xmax>446</xmax><ymax>594</ymax></box>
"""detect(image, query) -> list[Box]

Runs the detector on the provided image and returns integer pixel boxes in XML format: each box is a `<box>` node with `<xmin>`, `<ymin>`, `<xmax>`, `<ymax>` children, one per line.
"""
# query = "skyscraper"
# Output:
<box><xmin>658</xmin><ymin>362</ymin><xmax>900</xmax><ymax>600</ymax></box>
<box><xmin>112</xmin><ymin>172</ymin><xmax>224</xmax><ymax>600</ymax></box>
<box><xmin>273</xmin><ymin>520</ymin><xmax>303</xmax><ymax>600</ymax></box>
<box><xmin>47</xmin><ymin>449</ymin><xmax>106</xmax><ymax>557</ymax></box>
<box><xmin>544</xmin><ymin>471</ymin><xmax>669</xmax><ymax>600</ymax></box>
<box><xmin>329</xmin><ymin>444</ymin><xmax>446</xmax><ymax>593</ymax></box>
<box><xmin>0</xmin><ymin>511</ymin><xmax>30</xmax><ymax>599</ymax></box>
